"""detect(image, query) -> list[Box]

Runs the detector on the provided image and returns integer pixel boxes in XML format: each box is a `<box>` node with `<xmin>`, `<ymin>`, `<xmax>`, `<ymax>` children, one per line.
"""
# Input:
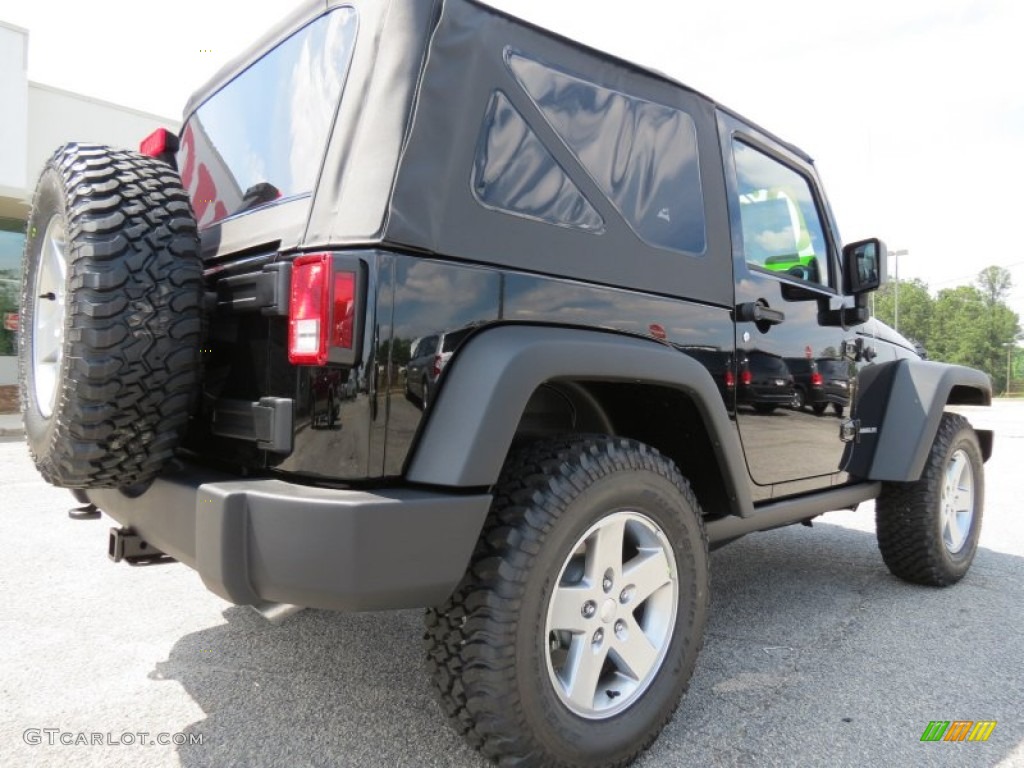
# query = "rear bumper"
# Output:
<box><xmin>808</xmin><ymin>390</ymin><xmax>850</xmax><ymax>408</ymax></box>
<box><xmin>88</xmin><ymin>461</ymin><xmax>491</xmax><ymax>611</ymax></box>
<box><xmin>740</xmin><ymin>389</ymin><xmax>793</xmax><ymax>405</ymax></box>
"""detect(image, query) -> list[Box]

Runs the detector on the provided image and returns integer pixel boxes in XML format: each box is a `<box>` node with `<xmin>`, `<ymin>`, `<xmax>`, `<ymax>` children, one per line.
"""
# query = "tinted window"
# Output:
<box><xmin>442</xmin><ymin>327</ymin><xmax>474</xmax><ymax>353</ymax></box>
<box><xmin>748</xmin><ymin>354</ymin><xmax>788</xmax><ymax>375</ymax></box>
<box><xmin>473</xmin><ymin>91</ymin><xmax>603</xmax><ymax>232</ymax></box>
<box><xmin>177</xmin><ymin>8</ymin><xmax>358</xmax><ymax>228</ymax></box>
<box><xmin>733</xmin><ymin>140</ymin><xmax>830</xmax><ymax>287</ymax></box>
<box><xmin>818</xmin><ymin>360</ymin><xmax>849</xmax><ymax>377</ymax></box>
<box><xmin>415</xmin><ymin>336</ymin><xmax>438</xmax><ymax>358</ymax></box>
<box><xmin>508</xmin><ymin>52</ymin><xmax>706</xmax><ymax>255</ymax></box>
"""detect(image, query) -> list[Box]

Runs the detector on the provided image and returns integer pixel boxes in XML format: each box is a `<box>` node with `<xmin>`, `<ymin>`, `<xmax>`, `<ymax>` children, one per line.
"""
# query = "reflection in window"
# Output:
<box><xmin>733</xmin><ymin>140</ymin><xmax>830</xmax><ymax>286</ymax></box>
<box><xmin>0</xmin><ymin>220</ymin><xmax>25</xmax><ymax>357</ymax></box>
<box><xmin>507</xmin><ymin>52</ymin><xmax>706</xmax><ymax>255</ymax></box>
<box><xmin>473</xmin><ymin>91</ymin><xmax>603</xmax><ymax>232</ymax></box>
<box><xmin>177</xmin><ymin>8</ymin><xmax>358</xmax><ymax>228</ymax></box>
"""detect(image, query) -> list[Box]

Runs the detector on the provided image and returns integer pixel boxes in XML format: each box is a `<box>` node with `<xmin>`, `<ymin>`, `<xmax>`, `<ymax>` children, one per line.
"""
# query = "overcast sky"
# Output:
<box><xmin>1</xmin><ymin>0</ymin><xmax>1021</xmax><ymax>319</ymax></box>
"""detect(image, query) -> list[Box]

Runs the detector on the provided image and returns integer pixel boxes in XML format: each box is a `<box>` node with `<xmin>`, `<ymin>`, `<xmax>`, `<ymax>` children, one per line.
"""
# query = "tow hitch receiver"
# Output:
<box><xmin>108</xmin><ymin>527</ymin><xmax>174</xmax><ymax>566</ymax></box>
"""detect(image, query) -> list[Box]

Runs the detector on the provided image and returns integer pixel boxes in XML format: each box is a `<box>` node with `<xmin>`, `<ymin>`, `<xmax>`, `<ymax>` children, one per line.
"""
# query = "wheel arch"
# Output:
<box><xmin>404</xmin><ymin>324</ymin><xmax>752</xmax><ymax>517</ymax></box>
<box><xmin>847</xmin><ymin>359</ymin><xmax>993</xmax><ymax>482</ymax></box>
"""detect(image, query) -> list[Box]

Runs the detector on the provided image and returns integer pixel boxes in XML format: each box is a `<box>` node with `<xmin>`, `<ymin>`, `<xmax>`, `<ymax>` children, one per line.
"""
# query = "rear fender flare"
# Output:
<box><xmin>404</xmin><ymin>324</ymin><xmax>753</xmax><ymax>516</ymax></box>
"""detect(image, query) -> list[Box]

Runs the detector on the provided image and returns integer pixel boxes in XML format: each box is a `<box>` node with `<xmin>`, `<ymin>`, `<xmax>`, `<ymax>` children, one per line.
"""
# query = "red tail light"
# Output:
<box><xmin>724</xmin><ymin>370</ymin><xmax>735</xmax><ymax>388</ymax></box>
<box><xmin>139</xmin><ymin>127</ymin><xmax>179</xmax><ymax>157</ymax></box>
<box><xmin>289</xmin><ymin>255</ymin><xmax>330</xmax><ymax>365</ymax></box>
<box><xmin>288</xmin><ymin>254</ymin><xmax>361</xmax><ymax>366</ymax></box>
<box><xmin>741</xmin><ymin>369</ymin><xmax>752</xmax><ymax>386</ymax></box>
<box><xmin>432</xmin><ymin>354</ymin><xmax>443</xmax><ymax>378</ymax></box>
<box><xmin>811</xmin><ymin>372</ymin><xmax>823</xmax><ymax>387</ymax></box>
<box><xmin>332</xmin><ymin>272</ymin><xmax>356</xmax><ymax>350</ymax></box>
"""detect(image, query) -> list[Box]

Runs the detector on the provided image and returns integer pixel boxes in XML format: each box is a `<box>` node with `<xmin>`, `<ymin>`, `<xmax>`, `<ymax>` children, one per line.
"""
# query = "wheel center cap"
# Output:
<box><xmin>600</xmin><ymin>598</ymin><xmax>617</xmax><ymax>624</ymax></box>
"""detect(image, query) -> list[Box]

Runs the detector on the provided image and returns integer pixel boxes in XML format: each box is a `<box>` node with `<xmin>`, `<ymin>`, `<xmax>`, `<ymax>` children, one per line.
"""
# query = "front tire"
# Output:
<box><xmin>875</xmin><ymin>413</ymin><xmax>984</xmax><ymax>586</ymax></box>
<box><xmin>425</xmin><ymin>436</ymin><xmax>710</xmax><ymax>767</ymax></box>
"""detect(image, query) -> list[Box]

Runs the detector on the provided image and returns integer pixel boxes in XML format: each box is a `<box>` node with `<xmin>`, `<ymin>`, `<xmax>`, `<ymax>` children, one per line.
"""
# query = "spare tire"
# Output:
<box><xmin>18</xmin><ymin>143</ymin><xmax>203</xmax><ymax>489</ymax></box>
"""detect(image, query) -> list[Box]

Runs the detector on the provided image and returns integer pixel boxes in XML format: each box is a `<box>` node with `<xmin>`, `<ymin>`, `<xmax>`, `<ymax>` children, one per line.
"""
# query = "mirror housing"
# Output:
<box><xmin>843</xmin><ymin>238</ymin><xmax>887</xmax><ymax>295</ymax></box>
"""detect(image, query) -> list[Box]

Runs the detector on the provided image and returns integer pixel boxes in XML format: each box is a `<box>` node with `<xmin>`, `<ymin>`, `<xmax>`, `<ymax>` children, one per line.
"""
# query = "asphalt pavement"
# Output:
<box><xmin>0</xmin><ymin>402</ymin><xmax>1021</xmax><ymax>767</ymax></box>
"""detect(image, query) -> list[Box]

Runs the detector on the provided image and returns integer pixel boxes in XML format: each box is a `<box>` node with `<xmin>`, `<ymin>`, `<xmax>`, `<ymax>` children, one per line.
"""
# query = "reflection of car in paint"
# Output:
<box><xmin>738</xmin><ymin>352</ymin><xmax>795</xmax><ymax>413</ymax></box>
<box><xmin>786</xmin><ymin>357</ymin><xmax>851</xmax><ymax>415</ymax></box>
<box><xmin>816</xmin><ymin>359</ymin><xmax>852</xmax><ymax>415</ymax></box>
<box><xmin>405</xmin><ymin>326</ymin><xmax>476</xmax><ymax>409</ymax></box>
<box><xmin>309</xmin><ymin>368</ymin><xmax>343</xmax><ymax>429</ymax></box>
<box><xmin>679</xmin><ymin>346</ymin><xmax>734</xmax><ymax>406</ymax></box>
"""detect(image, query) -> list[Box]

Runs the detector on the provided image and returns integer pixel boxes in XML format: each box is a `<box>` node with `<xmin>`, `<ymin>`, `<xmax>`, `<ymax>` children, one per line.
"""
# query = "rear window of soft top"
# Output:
<box><xmin>177</xmin><ymin>7</ymin><xmax>358</xmax><ymax>228</ymax></box>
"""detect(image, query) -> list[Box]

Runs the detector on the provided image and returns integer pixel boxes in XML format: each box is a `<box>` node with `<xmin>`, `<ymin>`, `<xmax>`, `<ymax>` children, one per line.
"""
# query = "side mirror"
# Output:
<box><xmin>843</xmin><ymin>238</ymin><xmax>887</xmax><ymax>295</ymax></box>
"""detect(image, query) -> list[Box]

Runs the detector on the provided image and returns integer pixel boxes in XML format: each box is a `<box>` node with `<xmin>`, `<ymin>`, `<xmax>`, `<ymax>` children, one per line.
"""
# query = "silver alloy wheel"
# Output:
<box><xmin>544</xmin><ymin>510</ymin><xmax>678</xmax><ymax>719</ymax></box>
<box><xmin>940</xmin><ymin>448</ymin><xmax>975</xmax><ymax>554</ymax></box>
<box><xmin>31</xmin><ymin>214</ymin><xmax>68</xmax><ymax>419</ymax></box>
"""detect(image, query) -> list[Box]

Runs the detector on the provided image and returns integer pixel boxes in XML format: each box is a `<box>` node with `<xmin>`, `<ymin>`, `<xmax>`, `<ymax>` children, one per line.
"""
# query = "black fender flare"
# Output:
<box><xmin>404</xmin><ymin>324</ymin><xmax>754</xmax><ymax>516</ymax></box>
<box><xmin>847</xmin><ymin>359</ymin><xmax>992</xmax><ymax>482</ymax></box>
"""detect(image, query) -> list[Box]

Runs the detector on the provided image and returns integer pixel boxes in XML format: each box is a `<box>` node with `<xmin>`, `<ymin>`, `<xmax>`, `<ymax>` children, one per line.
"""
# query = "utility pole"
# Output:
<box><xmin>889</xmin><ymin>249</ymin><xmax>908</xmax><ymax>333</ymax></box>
<box><xmin>1006</xmin><ymin>343</ymin><xmax>1015</xmax><ymax>396</ymax></box>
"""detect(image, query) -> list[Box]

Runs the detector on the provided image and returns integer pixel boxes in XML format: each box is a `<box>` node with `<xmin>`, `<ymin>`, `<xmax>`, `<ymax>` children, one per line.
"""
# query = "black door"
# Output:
<box><xmin>720</xmin><ymin>114</ymin><xmax>851</xmax><ymax>495</ymax></box>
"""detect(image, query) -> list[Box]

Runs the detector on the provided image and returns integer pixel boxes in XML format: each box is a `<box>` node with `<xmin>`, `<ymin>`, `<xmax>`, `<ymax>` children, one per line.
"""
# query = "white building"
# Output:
<box><xmin>0</xmin><ymin>20</ymin><xmax>178</xmax><ymax>388</ymax></box>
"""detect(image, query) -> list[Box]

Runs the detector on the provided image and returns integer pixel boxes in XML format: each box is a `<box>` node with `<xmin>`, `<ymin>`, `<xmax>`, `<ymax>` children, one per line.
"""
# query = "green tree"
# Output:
<box><xmin>975</xmin><ymin>266</ymin><xmax>1021</xmax><ymax>393</ymax></box>
<box><xmin>926</xmin><ymin>268</ymin><xmax>1021</xmax><ymax>392</ymax></box>
<box><xmin>929</xmin><ymin>285</ymin><xmax>990</xmax><ymax>371</ymax></box>
<box><xmin>872</xmin><ymin>277</ymin><xmax>933</xmax><ymax>350</ymax></box>
<box><xmin>977</xmin><ymin>265</ymin><xmax>1012</xmax><ymax>306</ymax></box>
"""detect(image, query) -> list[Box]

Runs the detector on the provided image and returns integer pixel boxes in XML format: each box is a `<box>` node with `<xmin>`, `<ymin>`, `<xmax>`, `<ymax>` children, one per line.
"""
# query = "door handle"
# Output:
<box><xmin>735</xmin><ymin>301</ymin><xmax>785</xmax><ymax>326</ymax></box>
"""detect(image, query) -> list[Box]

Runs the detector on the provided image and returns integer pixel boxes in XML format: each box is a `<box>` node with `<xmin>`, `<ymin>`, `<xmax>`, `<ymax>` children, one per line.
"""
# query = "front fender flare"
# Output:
<box><xmin>848</xmin><ymin>359</ymin><xmax>992</xmax><ymax>482</ymax></box>
<box><xmin>404</xmin><ymin>325</ymin><xmax>753</xmax><ymax>516</ymax></box>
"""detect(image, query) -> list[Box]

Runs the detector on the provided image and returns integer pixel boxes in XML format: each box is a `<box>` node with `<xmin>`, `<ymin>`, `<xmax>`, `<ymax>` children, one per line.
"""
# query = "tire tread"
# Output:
<box><xmin>424</xmin><ymin>435</ymin><xmax>709</xmax><ymax>767</ymax></box>
<box><xmin>19</xmin><ymin>143</ymin><xmax>202</xmax><ymax>488</ymax></box>
<box><xmin>875</xmin><ymin>413</ymin><xmax>983</xmax><ymax>586</ymax></box>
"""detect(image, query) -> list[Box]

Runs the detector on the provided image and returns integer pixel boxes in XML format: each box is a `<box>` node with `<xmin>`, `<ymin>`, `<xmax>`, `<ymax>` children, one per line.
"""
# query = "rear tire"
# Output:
<box><xmin>18</xmin><ymin>143</ymin><xmax>202</xmax><ymax>489</ymax></box>
<box><xmin>875</xmin><ymin>413</ymin><xmax>984</xmax><ymax>586</ymax></box>
<box><xmin>424</xmin><ymin>436</ymin><xmax>709</xmax><ymax>767</ymax></box>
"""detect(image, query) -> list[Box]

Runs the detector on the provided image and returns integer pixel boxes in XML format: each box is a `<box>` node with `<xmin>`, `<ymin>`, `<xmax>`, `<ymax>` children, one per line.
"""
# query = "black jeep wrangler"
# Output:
<box><xmin>18</xmin><ymin>1</ymin><xmax>993</xmax><ymax>765</ymax></box>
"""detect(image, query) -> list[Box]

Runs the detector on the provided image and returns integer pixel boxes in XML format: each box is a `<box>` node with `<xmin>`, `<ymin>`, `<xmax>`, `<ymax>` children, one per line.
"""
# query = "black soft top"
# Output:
<box><xmin>187</xmin><ymin>0</ymin><xmax>816</xmax><ymax>308</ymax></box>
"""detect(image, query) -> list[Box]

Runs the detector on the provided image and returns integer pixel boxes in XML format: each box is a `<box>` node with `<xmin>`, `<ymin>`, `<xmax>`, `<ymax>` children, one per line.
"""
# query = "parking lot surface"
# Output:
<box><xmin>1</xmin><ymin>402</ymin><xmax>1022</xmax><ymax>767</ymax></box>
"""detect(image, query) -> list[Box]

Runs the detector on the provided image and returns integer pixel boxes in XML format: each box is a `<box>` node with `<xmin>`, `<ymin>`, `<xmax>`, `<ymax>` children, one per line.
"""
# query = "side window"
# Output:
<box><xmin>507</xmin><ymin>52</ymin><xmax>706</xmax><ymax>255</ymax></box>
<box><xmin>732</xmin><ymin>140</ymin><xmax>831</xmax><ymax>287</ymax></box>
<box><xmin>473</xmin><ymin>91</ymin><xmax>604</xmax><ymax>232</ymax></box>
<box><xmin>421</xmin><ymin>336</ymin><xmax>439</xmax><ymax>357</ymax></box>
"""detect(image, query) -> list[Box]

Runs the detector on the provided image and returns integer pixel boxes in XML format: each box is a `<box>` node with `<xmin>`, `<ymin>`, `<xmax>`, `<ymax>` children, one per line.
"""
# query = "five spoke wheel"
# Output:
<box><xmin>940</xmin><ymin>449</ymin><xmax>975</xmax><ymax>554</ymax></box>
<box><xmin>545</xmin><ymin>511</ymin><xmax>677</xmax><ymax>718</ymax></box>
